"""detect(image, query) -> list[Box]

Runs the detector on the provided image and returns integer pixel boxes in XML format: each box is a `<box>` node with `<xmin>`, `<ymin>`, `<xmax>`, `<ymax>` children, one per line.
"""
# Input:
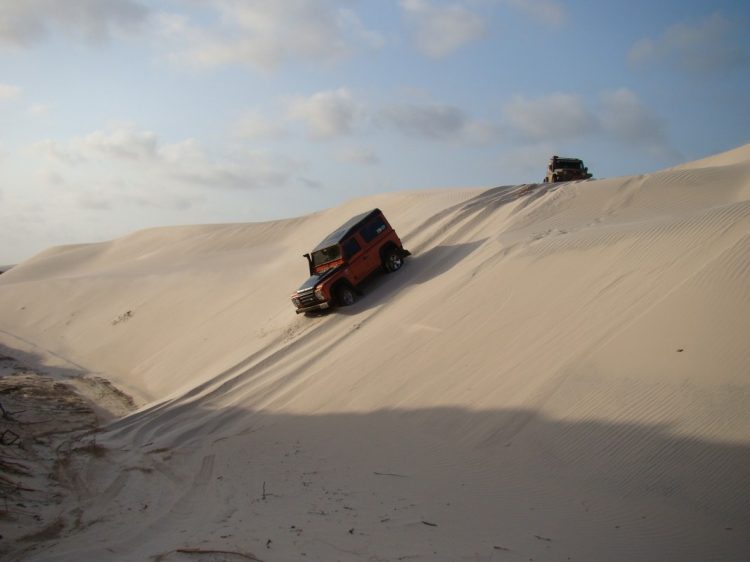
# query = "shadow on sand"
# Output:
<box><xmin>48</xmin><ymin>404</ymin><xmax>750</xmax><ymax>562</ymax></box>
<box><xmin>2</xmin><ymin>338</ymin><xmax>749</xmax><ymax>561</ymax></box>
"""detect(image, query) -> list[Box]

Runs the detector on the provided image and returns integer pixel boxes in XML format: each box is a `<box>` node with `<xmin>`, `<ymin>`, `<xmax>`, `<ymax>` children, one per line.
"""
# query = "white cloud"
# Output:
<box><xmin>159</xmin><ymin>0</ymin><xmax>383</xmax><ymax>71</ymax></box>
<box><xmin>497</xmin><ymin>143</ymin><xmax>557</xmax><ymax>180</ymax></box>
<box><xmin>77</xmin><ymin>191</ymin><xmax>113</xmax><ymax>211</ymax></box>
<box><xmin>33</xmin><ymin>124</ymin><xmax>295</xmax><ymax>191</ymax></box>
<box><xmin>599</xmin><ymin>89</ymin><xmax>678</xmax><ymax>159</ymax></box>
<box><xmin>0</xmin><ymin>83</ymin><xmax>21</xmax><ymax>101</ymax></box>
<box><xmin>337</xmin><ymin>7</ymin><xmax>387</xmax><ymax>50</ymax></box>
<box><xmin>380</xmin><ymin>101</ymin><xmax>499</xmax><ymax>144</ymax></box>
<box><xmin>234</xmin><ymin>110</ymin><xmax>287</xmax><ymax>141</ymax></box>
<box><xmin>501</xmin><ymin>89</ymin><xmax>678</xmax><ymax>160</ymax></box>
<box><xmin>628</xmin><ymin>12</ymin><xmax>749</xmax><ymax>75</ymax></box>
<box><xmin>34</xmin><ymin>139</ymin><xmax>85</xmax><ymax>164</ymax></box>
<box><xmin>506</xmin><ymin>0</ymin><xmax>566</xmax><ymax>27</ymax></box>
<box><xmin>78</xmin><ymin>125</ymin><xmax>159</xmax><ymax>160</ymax></box>
<box><xmin>36</xmin><ymin>169</ymin><xmax>65</xmax><ymax>186</ymax></box>
<box><xmin>461</xmin><ymin>120</ymin><xmax>503</xmax><ymax>145</ymax></box>
<box><xmin>75</xmin><ymin>186</ymin><xmax>200</xmax><ymax>212</ymax></box>
<box><xmin>127</xmin><ymin>194</ymin><xmax>197</xmax><ymax>211</ymax></box>
<box><xmin>0</xmin><ymin>0</ymin><xmax>149</xmax><ymax>47</ymax></box>
<box><xmin>504</xmin><ymin>93</ymin><xmax>598</xmax><ymax>141</ymax></box>
<box><xmin>171</xmin><ymin>151</ymin><xmax>292</xmax><ymax>191</ymax></box>
<box><xmin>158</xmin><ymin>138</ymin><xmax>204</xmax><ymax>165</ymax></box>
<box><xmin>628</xmin><ymin>39</ymin><xmax>656</xmax><ymax>65</ymax></box>
<box><xmin>34</xmin><ymin>125</ymin><xmax>157</xmax><ymax>162</ymax></box>
<box><xmin>28</xmin><ymin>103</ymin><xmax>52</xmax><ymax>116</ymax></box>
<box><xmin>298</xmin><ymin>177</ymin><xmax>324</xmax><ymax>190</ymax></box>
<box><xmin>381</xmin><ymin>102</ymin><xmax>463</xmax><ymax>138</ymax></box>
<box><xmin>337</xmin><ymin>146</ymin><xmax>380</xmax><ymax>166</ymax></box>
<box><xmin>400</xmin><ymin>0</ymin><xmax>485</xmax><ymax>58</ymax></box>
<box><xmin>599</xmin><ymin>89</ymin><xmax>663</xmax><ymax>144</ymax></box>
<box><xmin>286</xmin><ymin>88</ymin><xmax>361</xmax><ymax>139</ymax></box>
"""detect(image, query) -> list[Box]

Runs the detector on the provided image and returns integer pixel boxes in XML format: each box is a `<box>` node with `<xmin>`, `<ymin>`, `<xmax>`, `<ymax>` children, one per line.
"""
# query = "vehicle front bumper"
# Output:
<box><xmin>555</xmin><ymin>172</ymin><xmax>592</xmax><ymax>181</ymax></box>
<box><xmin>295</xmin><ymin>301</ymin><xmax>331</xmax><ymax>314</ymax></box>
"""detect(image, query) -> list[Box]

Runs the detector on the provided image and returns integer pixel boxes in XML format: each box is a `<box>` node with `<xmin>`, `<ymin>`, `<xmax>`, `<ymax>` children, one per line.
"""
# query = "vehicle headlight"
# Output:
<box><xmin>292</xmin><ymin>296</ymin><xmax>301</xmax><ymax>307</ymax></box>
<box><xmin>314</xmin><ymin>285</ymin><xmax>325</xmax><ymax>301</ymax></box>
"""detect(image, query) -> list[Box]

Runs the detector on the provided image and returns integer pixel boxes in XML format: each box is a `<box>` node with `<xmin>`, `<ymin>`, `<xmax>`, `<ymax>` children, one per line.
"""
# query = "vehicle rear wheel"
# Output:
<box><xmin>335</xmin><ymin>284</ymin><xmax>356</xmax><ymax>307</ymax></box>
<box><xmin>551</xmin><ymin>174</ymin><xmax>558</xmax><ymax>182</ymax></box>
<box><xmin>383</xmin><ymin>248</ymin><xmax>403</xmax><ymax>272</ymax></box>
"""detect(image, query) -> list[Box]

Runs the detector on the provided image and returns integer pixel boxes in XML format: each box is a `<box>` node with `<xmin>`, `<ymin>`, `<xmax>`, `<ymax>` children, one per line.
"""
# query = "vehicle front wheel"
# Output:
<box><xmin>383</xmin><ymin>248</ymin><xmax>404</xmax><ymax>273</ymax></box>
<box><xmin>335</xmin><ymin>284</ymin><xmax>356</xmax><ymax>307</ymax></box>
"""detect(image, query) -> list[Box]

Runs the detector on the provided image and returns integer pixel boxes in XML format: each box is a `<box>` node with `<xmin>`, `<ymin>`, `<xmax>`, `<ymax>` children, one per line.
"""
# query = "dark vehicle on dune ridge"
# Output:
<box><xmin>290</xmin><ymin>209</ymin><xmax>410</xmax><ymax>314</ymax></box>
<box><xmin>543</xmin><ymin>155</ymin><xmax>593</xmax><ymax>183</ymax></box>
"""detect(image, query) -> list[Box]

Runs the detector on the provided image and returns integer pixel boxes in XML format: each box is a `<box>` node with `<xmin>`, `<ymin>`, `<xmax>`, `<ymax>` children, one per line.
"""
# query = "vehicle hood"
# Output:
<box><xmin>295</xmin><ymin>266</ymin><xmax>341</xmax><ymax>293</ymax></box>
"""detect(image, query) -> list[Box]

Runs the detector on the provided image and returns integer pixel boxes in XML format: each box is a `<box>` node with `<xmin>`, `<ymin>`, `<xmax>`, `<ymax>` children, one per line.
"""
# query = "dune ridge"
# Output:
<box><xmin>1</xmin><ymin>145</ymin><xmax>749</xmax><ymax>560</ymax></box>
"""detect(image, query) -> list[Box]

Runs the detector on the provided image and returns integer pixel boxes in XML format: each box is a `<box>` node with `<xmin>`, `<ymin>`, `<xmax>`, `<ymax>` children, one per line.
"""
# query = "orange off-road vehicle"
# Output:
<box><xmin>290</xmin><ymin>209</ymin><xmax>410</xmax><ymax>314</ymax></box>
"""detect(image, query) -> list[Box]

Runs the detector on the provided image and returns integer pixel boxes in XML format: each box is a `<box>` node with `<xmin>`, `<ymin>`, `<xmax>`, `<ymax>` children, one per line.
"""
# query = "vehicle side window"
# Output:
<box><xmin>360</xmin><ymin>218</ymin><xmax>387</xmax><ymax>243</ymax></box>
<box><xmin>342</xmin><ymin>238</ymin><xmax>361</xmax><ymax>260</ymax></box>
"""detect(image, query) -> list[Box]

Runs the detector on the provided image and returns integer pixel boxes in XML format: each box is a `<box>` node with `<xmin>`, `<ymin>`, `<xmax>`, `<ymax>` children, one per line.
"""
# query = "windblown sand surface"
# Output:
<box><xmin>1</xmin><ymin>145</ymin><xmax>749</xmax><ymax>561</ymax></box>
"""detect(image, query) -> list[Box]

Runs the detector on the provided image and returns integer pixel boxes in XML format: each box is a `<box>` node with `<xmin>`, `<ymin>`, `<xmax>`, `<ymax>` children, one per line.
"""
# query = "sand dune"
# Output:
<box><xmin>1</xmin><ymin>145</ymin><xmax>749</xmax><ymax>561</ymax></box>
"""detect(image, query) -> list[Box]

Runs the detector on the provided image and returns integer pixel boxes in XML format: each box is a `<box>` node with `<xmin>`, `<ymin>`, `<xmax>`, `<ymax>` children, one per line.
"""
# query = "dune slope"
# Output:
<box><xmin>1</xmin><ymin>145</ymin><xmax>749</xmax><ymax>561</ymax></box>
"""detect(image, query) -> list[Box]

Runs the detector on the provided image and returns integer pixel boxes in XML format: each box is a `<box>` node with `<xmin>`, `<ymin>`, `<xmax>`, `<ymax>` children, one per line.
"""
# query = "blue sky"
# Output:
<box><xmin>1</xmin><ymin>0</ymin><xmax>749</xmax><ymax>264</ymax></box>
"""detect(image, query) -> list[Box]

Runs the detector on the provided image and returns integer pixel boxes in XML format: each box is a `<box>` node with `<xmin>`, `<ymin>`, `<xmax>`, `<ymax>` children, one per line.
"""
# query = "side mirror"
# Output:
<box><xmin>303</xmin><ymin>253</ymin><xmax>313</xmax><ymax>276</ymax></box>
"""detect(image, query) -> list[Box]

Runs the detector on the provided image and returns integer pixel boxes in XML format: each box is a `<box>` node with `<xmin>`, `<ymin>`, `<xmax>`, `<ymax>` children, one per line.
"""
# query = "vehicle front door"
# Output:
<box><xmin>342</xmin><ymin>237</ymin><xmax>369</xmax><ymax>284</ymax></box>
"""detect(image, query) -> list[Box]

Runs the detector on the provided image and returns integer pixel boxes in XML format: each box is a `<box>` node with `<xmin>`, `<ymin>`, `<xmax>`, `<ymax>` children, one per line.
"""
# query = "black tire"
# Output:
<box><xmin>334</xmin><ymin>284</ymin><xmax>356</xmax><ymax>307</ymax></box>
<box><xmin>551</xmin><ymin>174</ymin><xmax>558</xmax><ymax>183</ymax></box>
<box><xmin>382</xmin><ymin>248</ymin><xmax>404</xmax><ymax>273</ymax></box>
<box><xmin>542</xmin><ymin>177</ymin><xmax>549</xmax><ymax>183</ymax></box>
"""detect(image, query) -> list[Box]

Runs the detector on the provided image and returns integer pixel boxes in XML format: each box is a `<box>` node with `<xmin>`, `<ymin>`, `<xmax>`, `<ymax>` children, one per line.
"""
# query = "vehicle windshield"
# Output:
<box><xmin>311</xmin><ymin>245</ymin><xmax>341</xmax><ymax>267</ymax></box>
<box><xmin>557</xmin><ymin>160</ymin><xmax>583</xmax><ymax>170</ymax></box>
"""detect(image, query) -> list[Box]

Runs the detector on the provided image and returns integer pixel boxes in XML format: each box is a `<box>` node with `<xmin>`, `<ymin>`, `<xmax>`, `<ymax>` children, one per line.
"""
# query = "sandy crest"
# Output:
<box><xmin>0</xmin><ymin>145</ymin><xmax>749</xmax><ymax>560</ymax></box>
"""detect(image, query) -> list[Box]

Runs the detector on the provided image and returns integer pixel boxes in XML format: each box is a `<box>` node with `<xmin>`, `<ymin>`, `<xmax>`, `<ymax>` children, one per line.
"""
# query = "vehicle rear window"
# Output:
<box><xmin>360</xmin><ymin>218</ymin><xmax>387</xmax><ymax>242</ymax></box>
<box><xmin>558</xmin><ymin>160</ymin><xmax>582</xmax><ymax>169</ymax></box>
